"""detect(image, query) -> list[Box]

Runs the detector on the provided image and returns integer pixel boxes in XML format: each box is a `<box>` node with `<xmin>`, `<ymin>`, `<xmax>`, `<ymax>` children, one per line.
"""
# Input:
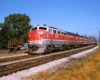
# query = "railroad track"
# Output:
<box><xmin>0</xmin><ymin>54</ymin><xmax>42</xmax><ymax>63</ymax></box>
<box><xmin>0</xmin><ymin>45</ymin><xmax>96</xmax><ymax>77</ymax></box>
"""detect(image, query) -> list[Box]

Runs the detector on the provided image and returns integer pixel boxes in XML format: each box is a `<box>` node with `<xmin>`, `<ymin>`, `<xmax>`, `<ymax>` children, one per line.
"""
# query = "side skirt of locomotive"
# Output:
<box><xmin>28</xmin><ymin>40</ymin><xmax>94</xmax><ymax>54</ymax></box>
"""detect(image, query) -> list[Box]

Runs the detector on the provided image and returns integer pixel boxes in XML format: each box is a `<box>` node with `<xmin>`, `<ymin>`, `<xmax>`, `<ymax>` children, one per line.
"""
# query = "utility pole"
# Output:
<box><xmin>99</xmin><ymin>30</ymin><xmax>100</xmax><ymax>43</ymax></box>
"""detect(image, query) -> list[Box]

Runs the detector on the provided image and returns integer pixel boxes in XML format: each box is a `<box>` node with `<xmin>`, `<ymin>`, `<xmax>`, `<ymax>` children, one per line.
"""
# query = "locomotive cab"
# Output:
<box><xmin>28</xmin><ymin>26</ymin><xmax>48</xmax><ymax>43</ymax></box>
<box><xmin>28</xmin><ymin>25</ymin><xmax>50</xmax><ymax>54</ymax></box>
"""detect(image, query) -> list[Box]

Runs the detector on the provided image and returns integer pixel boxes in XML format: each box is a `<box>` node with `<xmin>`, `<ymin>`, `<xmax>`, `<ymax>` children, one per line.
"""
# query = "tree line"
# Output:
<box><xmin>0</xmin><ymin>14</ymin><xmax>32</xmax><ymax>49</ymax></box>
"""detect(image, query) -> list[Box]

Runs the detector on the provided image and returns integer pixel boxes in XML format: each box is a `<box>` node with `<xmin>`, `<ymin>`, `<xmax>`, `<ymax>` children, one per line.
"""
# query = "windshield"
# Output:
<box><xmin>39</xmin><ymin>27</ymin><xmax>47</xmax><ymax>30</ymax></box>
<box><xmin>31</xmin><ymin>27</ymin><xmax>37</xmax><ymax>31</ymax></box>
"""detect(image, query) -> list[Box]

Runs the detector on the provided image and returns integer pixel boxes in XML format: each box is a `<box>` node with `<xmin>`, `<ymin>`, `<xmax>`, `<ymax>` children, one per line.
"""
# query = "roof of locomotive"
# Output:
<box><xmin>30</xmin><ymin>25</ymin><xmax>92</xmax><ymax>39</ymax></box>
<box><xmin>48</xmin><ymin>26</ymin><xmax>66</xmax><ymax>32</ymax></box>
<box><xmin>31</xmin><ymin>25</ymin><xmax>64</xmax><ymax>32</ymax></box>
<box><xmin>49</xmin><ymin>26</ymin><xmax>58</xmax><ymax>29</ymax></box>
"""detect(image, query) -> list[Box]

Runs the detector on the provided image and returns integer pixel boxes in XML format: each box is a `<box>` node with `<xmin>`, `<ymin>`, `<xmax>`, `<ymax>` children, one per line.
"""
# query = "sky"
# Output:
<box><xmin>0</xmin><ymin>0</ymin><xmax>100</xmax><ymax>41</ymax></box>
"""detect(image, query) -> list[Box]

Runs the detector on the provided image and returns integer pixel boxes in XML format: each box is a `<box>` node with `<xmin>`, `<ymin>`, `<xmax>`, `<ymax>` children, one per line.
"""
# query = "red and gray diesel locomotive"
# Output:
<box><xmin>28</xmin><ymin>25</ymin><xmax>96</xmax><ymax>54</ymax></box>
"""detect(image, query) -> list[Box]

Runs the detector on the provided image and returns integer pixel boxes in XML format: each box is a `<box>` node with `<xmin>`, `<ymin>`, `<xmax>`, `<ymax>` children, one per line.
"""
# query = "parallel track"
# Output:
<box><xmin>0</xmin><ymin>45</ymin><xmax>96</xmax><ymax>77</ymax></box>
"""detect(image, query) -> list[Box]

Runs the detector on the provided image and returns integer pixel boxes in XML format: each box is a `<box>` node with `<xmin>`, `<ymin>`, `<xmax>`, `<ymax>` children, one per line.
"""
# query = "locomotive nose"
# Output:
<box><xmin>28</xmin><ymin>31</ymin><xmax>37</xmax><ymax>40</ymax></box>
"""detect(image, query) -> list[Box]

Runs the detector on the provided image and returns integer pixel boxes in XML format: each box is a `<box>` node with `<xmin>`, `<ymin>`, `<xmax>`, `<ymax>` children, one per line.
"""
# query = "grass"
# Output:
<box><xmin>22</xmin><ymin>49</ymin><xmax>100</xmax><ymax>80</ymax></box>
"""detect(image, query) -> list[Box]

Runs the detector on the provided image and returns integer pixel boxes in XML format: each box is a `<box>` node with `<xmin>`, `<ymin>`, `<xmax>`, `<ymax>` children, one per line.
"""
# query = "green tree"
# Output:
<box><xmin>0</xmin><ymin>23</ymin><xmax>4</xmax><ymax>29</ymax></box>
<box><xmin>0</xmin><ymin>23</ymin><xmax>4</xmax><ymax>48</ymax></box>
<box><xmin>0</xmin><ymin>14</ymin><xmax>32</xmax><ymax>48</ymax></box>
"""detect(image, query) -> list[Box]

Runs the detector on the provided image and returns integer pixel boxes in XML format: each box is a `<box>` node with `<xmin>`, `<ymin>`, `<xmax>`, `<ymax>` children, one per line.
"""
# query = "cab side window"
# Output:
<box><xmin>49</xmin><ymin>29</ymin><xmax>52</xmax><ymax>33</ymax></box>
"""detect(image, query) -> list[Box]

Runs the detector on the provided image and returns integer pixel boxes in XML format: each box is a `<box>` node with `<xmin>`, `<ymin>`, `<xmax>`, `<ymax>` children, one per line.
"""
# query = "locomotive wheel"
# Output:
<box><xmin>60</xmin><ymin>45</ymin><xmax>65</xmax><ymax>51</ymax></box>
<box><xmin>47</xmin><ymin>46</ymin><xmax>51</xmax><ymax>53</ymax></box>
<box><xmin>45</xmin><ymin>46</ymin><xmax>52</xmax><ymax>54</ymax></box>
